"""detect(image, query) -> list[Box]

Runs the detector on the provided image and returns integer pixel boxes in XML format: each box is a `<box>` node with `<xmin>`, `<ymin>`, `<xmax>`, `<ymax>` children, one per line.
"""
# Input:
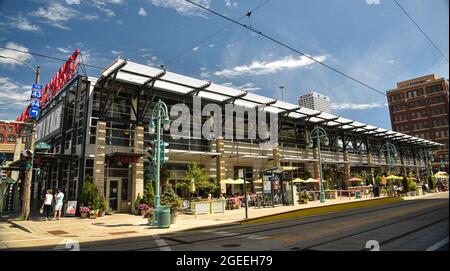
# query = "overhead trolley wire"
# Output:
<box><xmin>185</xmin><ymin>0</ymin><xmax>388</xmax><ymax>97</ymax></box>
<box><xmin>0</xmin><ymin>45</ymin><xmax>105</xmax><ymax>70</ymax></box>
<box><xmin>162</xmin><ymin>0</ymin><xmax>273</xmax><ymax>67</ymax></box>
<box><xmin>393</xmin><ymin>0</ymin><xmax>449</xmax><ymax>63</ymax></box>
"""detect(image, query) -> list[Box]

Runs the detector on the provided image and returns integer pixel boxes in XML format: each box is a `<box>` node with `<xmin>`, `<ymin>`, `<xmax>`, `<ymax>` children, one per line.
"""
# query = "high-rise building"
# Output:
<box><xmin>387</xmin><ymin>74</ymin><xmax>449</xmax><ymax>171</ymax></box>
<box><xmin>298</xmin><ymin>92</ymin><xmax>330</xmax><ymax>113</ymax></box>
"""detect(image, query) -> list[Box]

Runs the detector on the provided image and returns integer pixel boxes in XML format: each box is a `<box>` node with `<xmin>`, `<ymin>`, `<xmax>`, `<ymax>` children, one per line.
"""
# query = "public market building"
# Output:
<box><xmin>11</xmin><ymin>56</ymin><xmax>442</xmax><ymax>214</ymax></box>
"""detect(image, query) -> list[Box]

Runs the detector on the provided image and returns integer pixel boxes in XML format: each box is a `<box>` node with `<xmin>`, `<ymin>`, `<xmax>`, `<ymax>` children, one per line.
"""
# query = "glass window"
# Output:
<box><xmin>7</xmin><ymin>135</ymin><xmax>15</xmax><ymax>142</ymax></box>
<box><xmin>1</xmin><ymin>126</ymin><xmax>5</xmax><ymax>132</ymax></box>
<box><xmin>0</xmin><ymin>134</ymin><xmax>3</xmax><ymax>142</ymax></box>
<box><xmin>121</xmin><ymin>178</ymin><xmax>129</xmax><ymax>200</ymax></box>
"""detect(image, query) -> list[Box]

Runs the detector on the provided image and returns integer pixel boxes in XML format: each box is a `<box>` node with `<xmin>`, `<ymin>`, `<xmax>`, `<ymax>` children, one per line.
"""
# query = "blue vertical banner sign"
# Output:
<box><xmin>29</xmin><ymin>84</ymin><xmax>43</xmax><ymax>119</ymax></box>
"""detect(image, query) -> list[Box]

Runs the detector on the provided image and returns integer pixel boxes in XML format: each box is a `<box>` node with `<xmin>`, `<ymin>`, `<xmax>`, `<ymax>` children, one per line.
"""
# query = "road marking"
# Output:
<box><xmin>154</xmin><ymin>236</ymin><xmax>172</xmax><ymax>251</ymax></box>
<box><xmin>0</xmin><ymin>242</ymin><xmax>7</xmax><ymax>249</ymax></box>
<box><xmin>426</xmin><ymin>237</ymin><xmax>449</xmax><ymax>251</ymax></box>
<box><xmin>202</xmin><ymin>230</ymin><xmax>267</xmax><ymax>240</ymax></box>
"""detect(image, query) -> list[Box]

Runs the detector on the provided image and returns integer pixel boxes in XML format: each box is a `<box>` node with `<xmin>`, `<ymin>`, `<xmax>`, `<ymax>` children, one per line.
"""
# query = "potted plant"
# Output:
<box><xmin>98</xmin><ymin>197</ymin><xmax>107</xmax><ymax>217</ymax></box>
<box><xmin>80</xmin><ymin>207</ymin><xmax>90</xmax><ymax>218</ymax></box>
<box><xmin>138</xmin><ymin>203</ymin><xmax>150</xmax><ymax>216</ymax></box>
<box><xmin>298</xmin><ymin>191</ymin><xmax>309</xmax><ymax>204</ymax></box>
<box><xmin>135</xmin><ymin>194</ymin><xmax>143</xmax><ymax>215</ymax></box>
<box><xmin>147</xmin><ymin>207</ymin><xmax>155</xmax><ymax>224</ymax></box>
<box><xmin>89</xmin><ymin>210</ymin><xmax>98</xmax><ymax>219</ymax></box>
<box><xmin>161</xmin><ymin>186</ymin><xmax>182</xmax><ymax>224</ymax></box>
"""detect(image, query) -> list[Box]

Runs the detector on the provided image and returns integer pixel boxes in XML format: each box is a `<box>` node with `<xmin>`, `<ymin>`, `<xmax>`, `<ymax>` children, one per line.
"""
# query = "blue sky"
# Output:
<box><xmin>0</xmin><ymin>0</ymin><xmax>448</xmax><ymax>130</ymax></box>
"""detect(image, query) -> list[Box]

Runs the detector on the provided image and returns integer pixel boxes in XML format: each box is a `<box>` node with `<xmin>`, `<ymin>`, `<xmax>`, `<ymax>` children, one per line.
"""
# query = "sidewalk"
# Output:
<box><xmin>1</xmin><ymin>191</ymin><xmax>448</xmax><ymax>249</ymax></box>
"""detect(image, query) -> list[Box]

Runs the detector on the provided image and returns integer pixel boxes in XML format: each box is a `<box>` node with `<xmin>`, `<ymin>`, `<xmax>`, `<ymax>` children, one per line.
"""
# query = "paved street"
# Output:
<box><xmin>2</xmin><ymin>192</ymin><xmax>447</xmax><ymax>251</ymax></box>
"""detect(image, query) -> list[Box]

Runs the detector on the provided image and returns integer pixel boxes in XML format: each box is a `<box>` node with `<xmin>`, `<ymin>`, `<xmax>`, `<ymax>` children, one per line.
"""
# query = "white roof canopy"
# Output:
<box><xmin>99</xmin><ymin>59</ymin><xmax>443</xmax><ymax>148</ymax></box>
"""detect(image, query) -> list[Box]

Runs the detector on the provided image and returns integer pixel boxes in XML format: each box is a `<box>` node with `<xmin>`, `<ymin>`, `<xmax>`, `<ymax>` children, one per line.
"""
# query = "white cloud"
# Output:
<box><xmin>0</xmin><ymin>42</ymin><xmax>34</xmax><ymax>68</ymax></box>
<box><xmin>192</xmin><ymin>46</ymin><xmax>199</xmax><ymax>52</ymax></box>
<box><xmin>66</xmin><ymin>0</ymin><xmax>81</xmax><ymax>4</ymax></box>
<box><xmin>387</xmin><ymin>59</ymin><xmax>395</xmax><ymax>64</ymax></box>
<box><xmin>366</xmin><ymin>0</ymin><xmax>380</xmax><ymax>5</ymax></box>
<box><xmin>331</xmin><ymin>102</ymin><xmax>387</xmax><ymax>110</ymax></box>
<box><xmin>111</xmin><ymin>50</ymin><xmax>123</xmax><ymax>55</ymax></box>
<box><xmin>222</xmin><ymin>82</ymin><xmax>261</xmax><ymax>93</ymax></box>
<box><xmin>3</xmin><ymin>16</ymin><xmax>40</xmax><ymax>32</ymax></box>
<box><xmin>138</xmin><ymin>7</ymin><xmax>148</xmax><ymax>16</ymax></box>
<box><xmin>32</xmin><ymin>2</ymin><xmax>78</xmax><ymax>22</ymax></box>
<box><xmin>0</xmin><ymin>76</ymin><xmax>30</xmax><ymax>107</ymax></box>
<box><xmin>208</xmin><ymin>44</ymin><xmax>215</xmax><ymax>48</ymax></box>
<box><xmin>149</xmin><ymin>0</ymin><xmax>210</xmax><ymax>17</ymax></box>
<box><xmin>117</xmin><ymin>20</ymin><xmax>124</xmax><ymax>25</ymax></box>
<box><xmin>102</xmin><ymin>8</ymin><xmax>115</xmax><ymax>17</ymax></box>
<box><xmin>224</xmin><ymin>0</ymin><xmax>238</xmax><ymax>8</ymax></box>
<box><xmin>212</xmin><ymin>55</ymin><xmax>327</xmax><ymax>77</ymax></box>
<box><xmin>56</xmin><ymin>47</ymin><xmax>71</xmax><ymax>54</ymax></box>
<box><xmin>31</xmin><ymin>2</ymin><xmax>98</xmax><ymax>29</ymax></box>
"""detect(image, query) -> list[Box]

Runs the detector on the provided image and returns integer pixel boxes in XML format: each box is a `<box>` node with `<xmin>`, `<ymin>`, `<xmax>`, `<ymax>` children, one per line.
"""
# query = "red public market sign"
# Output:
<box><xmin>16</xmin><ymin>49</ymin><xmax>80</xmax><ymax>123</ymax></box>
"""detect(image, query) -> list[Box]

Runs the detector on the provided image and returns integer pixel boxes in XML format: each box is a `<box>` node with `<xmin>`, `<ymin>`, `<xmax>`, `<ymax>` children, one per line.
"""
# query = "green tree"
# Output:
<box><xmin>161</xmin><ymin>185</ymin><xmax>183</xmax><ymax>213</ymax></box>
<box><xmin>375</xmin><ymin>175</ymin><xmax>382</xmax><ymax>187</ymax></box>
<box><xmin>183</xmin><ymin>163</ymin><xmax>216</xmax><ymax>197</ymax></box>
<box><xmin>80</xmin><ymin>175</ymin><xmax>100</xmax><ymax>210</ymax></box>
<box><xmin>428</xmin><ymin>176</ymin><xmax>436</xmax><ymax>190</ymax></box>
<box><xmin>142</xmin><ymin>180</ymin><xmax>155</xmax><ymax>207</ymax></box>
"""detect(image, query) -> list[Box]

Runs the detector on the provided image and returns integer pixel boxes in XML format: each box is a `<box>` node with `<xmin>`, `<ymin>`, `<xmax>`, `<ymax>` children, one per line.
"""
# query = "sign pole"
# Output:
<box><xmin>21</xmin><ymin>66</ymin><xmax>40</xmax><ymax>220</ymax></box>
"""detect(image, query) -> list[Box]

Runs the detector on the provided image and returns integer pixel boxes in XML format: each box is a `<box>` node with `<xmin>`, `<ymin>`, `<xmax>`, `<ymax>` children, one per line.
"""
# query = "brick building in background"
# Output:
<box><xmin>387</xmin><ymin>74</ymin><xmax>449</xmax><ymax>171</ymax></box>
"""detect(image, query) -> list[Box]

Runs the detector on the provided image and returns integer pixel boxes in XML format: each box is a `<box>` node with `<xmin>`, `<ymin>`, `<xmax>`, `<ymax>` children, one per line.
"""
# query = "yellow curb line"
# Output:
<box><xmin>240</xmin><ymin>197</ymin><xmax>404</xmax><ymax>225</ymax></box>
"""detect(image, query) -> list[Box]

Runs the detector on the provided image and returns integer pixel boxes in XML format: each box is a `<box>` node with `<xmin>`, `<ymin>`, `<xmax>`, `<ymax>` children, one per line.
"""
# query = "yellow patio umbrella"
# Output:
<box><xmin>434</xmin><ymin>171</ymin><xmax>449</xmax><ymax>180</ymax></box>
<box><xmin>386</xmin><ymin>175</ymin><xmax>403</xmax><ymax>180</ymax></box>
<box><xmin>234</xmin><ymin>178</ymin><xmax>245</xmax><ymax>184</ymax></box>
<box><xmin>292</xmin><ymin>178</ymin><xmax>306</xmax><ymax>183</ymax></box>
<box><xmin>190</xmin><ymin>178</ymin><xmax>196</xmax><ymax>193</ymax></box>
<box><xmin>304</xmin><ymin>178</ymin><xmax>320</xmax><ymax>183</ymax></box>
<box><xmin>253</xmin><ymin>179</ymin><xmax>263</xmax><ymax>184</ymax></box>
<box><xmin>221</xmin><ymin>178</ymin><xmax>236</xmax><ymax>184</ymax></box>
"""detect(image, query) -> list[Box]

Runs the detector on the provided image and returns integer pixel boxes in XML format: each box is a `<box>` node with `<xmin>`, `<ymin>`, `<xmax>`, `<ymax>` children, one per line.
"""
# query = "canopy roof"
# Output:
<box><xmin>99</xmin><ymin>59</ymin><xmax>442</xmax><ymax>148</ymax></box>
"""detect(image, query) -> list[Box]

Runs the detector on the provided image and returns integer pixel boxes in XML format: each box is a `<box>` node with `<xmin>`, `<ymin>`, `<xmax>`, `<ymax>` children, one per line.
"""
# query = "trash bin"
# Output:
<box><xmin>355</xmin><ymin>191</ymin><xmax>361</xmax><ymax>199</ymax></box>
<box><xmin>154</xmin><ymin>205</ymin><xmax>171</xmax><ymax>228</ymax></box>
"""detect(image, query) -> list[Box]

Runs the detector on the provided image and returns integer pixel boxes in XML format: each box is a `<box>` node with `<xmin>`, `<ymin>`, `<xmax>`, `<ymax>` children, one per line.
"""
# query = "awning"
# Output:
<box><xmin>105</xmin><ymin>152</ymin><xmax>144</xmax><ymax>158</ymax></box>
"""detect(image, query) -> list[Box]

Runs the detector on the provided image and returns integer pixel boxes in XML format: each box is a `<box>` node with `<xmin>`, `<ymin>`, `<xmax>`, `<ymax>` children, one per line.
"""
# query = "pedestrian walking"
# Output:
<box><xmin>53</xmin><ymin>188</ymin><xmax>64</xmax><ymax>220</ymax></box>
<box><xmin>42</xmin><ymin>189</ymin><xmax>53</xmax><ymax>221</ymax></box>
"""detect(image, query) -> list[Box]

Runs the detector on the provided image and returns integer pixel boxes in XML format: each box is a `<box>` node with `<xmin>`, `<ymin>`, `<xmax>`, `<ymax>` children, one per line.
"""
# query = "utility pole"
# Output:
<box><xmin>21</xmin><ymin>66</ymin><xmax>40</xmax><ymax>220</ymax></box>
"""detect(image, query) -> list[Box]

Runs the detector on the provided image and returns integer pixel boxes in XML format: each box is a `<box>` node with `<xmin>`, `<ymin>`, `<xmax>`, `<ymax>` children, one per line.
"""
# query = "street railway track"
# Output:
<box><xmin>128</xmin><ymin>197</ymin><xmax>448</xmax><ymax>251</ymax></box>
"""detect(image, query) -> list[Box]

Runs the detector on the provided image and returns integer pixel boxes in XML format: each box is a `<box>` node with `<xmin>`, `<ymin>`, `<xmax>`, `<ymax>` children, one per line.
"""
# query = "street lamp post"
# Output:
<box><xmin>380</xmin><ymin>142</ymin><xmax>397</xmax><ymax>196</ymax></box>
<box><xmin>149</xmin><ymin>99</ymin><xmax>171</xmax><ymax>226</ymax></box>
<box><xmin>306</xmin><ymin>125</ymin><xmax>329</xmax><ymax>203</ymax></box>
<box><xmin>1</xmin><ymin>54</ymin><xmax>40</xmax><ymax>220</ymax></box>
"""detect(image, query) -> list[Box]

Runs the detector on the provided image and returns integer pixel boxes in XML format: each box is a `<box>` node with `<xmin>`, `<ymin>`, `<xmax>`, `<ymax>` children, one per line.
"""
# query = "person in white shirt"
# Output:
<box><xmin>53</xmin><ymin>188</ymin><xmax>64</xmax><ymax>220</ymax></box>
<box><xmin>42</xmin><ymin>190</ymin><xmax>53</xmax><ymax>221</ymax></box>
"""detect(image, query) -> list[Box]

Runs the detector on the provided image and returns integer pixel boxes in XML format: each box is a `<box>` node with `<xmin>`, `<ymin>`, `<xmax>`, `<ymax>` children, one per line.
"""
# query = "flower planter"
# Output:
<box><xmin>147</xmin><ymin>216</ymin><xmax>154</xmax><ymax>225</ymax></box>
<box><xmin>80</xmin><ymin>213</ymin><xmax>88</xmax><ymax>219</ymax></box>
<box><xmin>89</xmin><ymin>213</ymin><xmax>98</xmax><ymax>219</ymax></box>
<box><xmin>98</xmin><ymin>211</ymin><xmax>105</xmax><ymax>217</ymax></box>
<box><xmin>171</xmin><ymin>213</ymin><xmax>178</xmax><ymax>224</ymax></box>
<box><xmin>410</xmin><ymin>191</ymin><xmax>416</xmax><ymax>196</ymax></box>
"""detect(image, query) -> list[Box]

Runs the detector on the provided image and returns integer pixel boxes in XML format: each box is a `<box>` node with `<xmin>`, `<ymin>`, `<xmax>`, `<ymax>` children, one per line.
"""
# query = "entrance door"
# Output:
<box><xmin>108</xmin><ymin>179</ymin><xmax>121</xmax><ymax>212</ymax></box>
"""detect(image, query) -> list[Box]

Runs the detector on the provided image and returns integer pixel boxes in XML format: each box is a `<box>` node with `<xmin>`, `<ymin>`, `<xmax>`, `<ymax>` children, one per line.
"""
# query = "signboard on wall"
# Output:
<box><xmin>66</xmin><ymin>201</ymin><xmax>77</xmax><ymax>216</ymax></box>
<box><xmin>35</xmin><ymin>105</ymin><xmax>62</xmax><ymax>141</ymax></box>
<box><xmin>263</xmin><ymin>175</ymin><xmax>271</xmax><ymax>193</ymax></box>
